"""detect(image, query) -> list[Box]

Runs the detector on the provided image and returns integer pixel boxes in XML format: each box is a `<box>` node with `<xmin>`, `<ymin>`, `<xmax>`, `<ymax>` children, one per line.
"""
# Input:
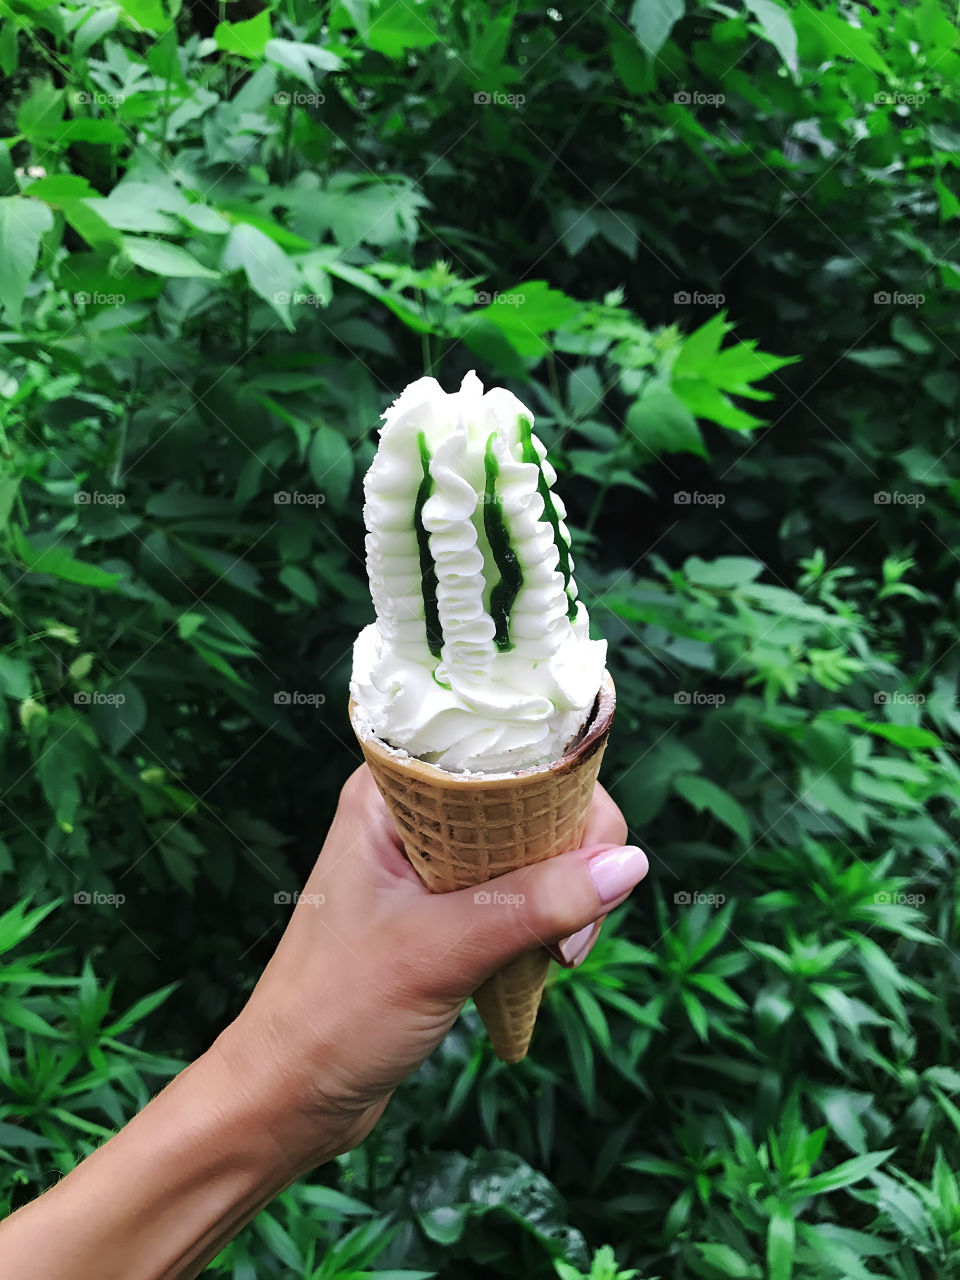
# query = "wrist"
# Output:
<box><xmin>0</xmin><ymin>1030</ymin><xmax>351</xmax><ymax>1280</ymax></box>
<box><xmin>208</xmin><ymin>1010</ymin><xmax>385</xmax><ymax>1182</ymax></box>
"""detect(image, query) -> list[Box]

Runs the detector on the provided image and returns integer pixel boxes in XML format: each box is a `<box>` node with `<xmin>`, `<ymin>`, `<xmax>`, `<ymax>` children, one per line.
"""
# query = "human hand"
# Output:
<box><xmin>213</xmin><ymin>765</ymin><xmax>648</xmax><ymax>1173</ymax></box>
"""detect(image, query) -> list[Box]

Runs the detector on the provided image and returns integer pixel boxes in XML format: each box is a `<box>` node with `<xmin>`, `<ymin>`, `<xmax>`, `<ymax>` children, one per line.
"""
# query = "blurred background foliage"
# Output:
<box><xmin>1</xmin><ymin>0</ymin><xmax>959</xmax><ymax>1275</ymax></box>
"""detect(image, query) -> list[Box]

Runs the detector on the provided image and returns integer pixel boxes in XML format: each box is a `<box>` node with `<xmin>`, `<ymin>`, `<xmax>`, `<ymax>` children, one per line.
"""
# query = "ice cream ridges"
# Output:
<box><xmin>349</xmin><ymin>371</ymin><xmax>615</xmax><ymax>1061</ymax></box>
<box><xmin>351</xmin><ymin>369</ymin><xmax>606</xmax><ymax>772</ymax></box>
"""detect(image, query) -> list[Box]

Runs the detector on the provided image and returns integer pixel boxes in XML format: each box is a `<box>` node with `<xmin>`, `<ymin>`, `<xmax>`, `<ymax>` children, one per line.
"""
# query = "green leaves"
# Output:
<box><xmin>214</xmin><ymin>10</ymin><xmax>272</xmax><ymax>57</ymax></box>
<box><xmin>629</xmin><ymin>0</ymin><xmax>684</xmax><ymax>60</ymax></box>
<box><xmin>0</xmin><ymin>655</ymin><xmax>32</xmax><ymax>700</ymax></box>
<box><xmin>364</xmin><ymin>0</ymin><xmax>442</xmax><ymax>56</ymax></box>
<box><xmin>0</xmin><ymin>197</ymin><xmax>53</xmax><ymax>324</ymax></box>
<box><xmin>765</xmin><ymin>1202</ymin><xmax>795</xmax><ymax>1280</ymax></box>
<box><xmin>265</xmin><ymin>38</ymin><xmax>342</xmax><ymax>86</ymax></box>
<box><xmin>122</xmin><ymin>236</ymin><xmax>220</xmax><ymax>279</ymax></box>
<box><xmin>800</xmin><ymin>1148</ymin><xmax>895</xmax><ymax>1197</ymax></box>
<box><xmin>37</xmin><ymin>713</ymin><xmax>88</xmax><ymax>830</ymax></box>
<box><xmin>672</xmin><ymin>313</ymin><xmax>799</xmax><ymax>432</ymax></box>
<box><xmin>0</xmin><ymin>899</ymin><xmax>61</xmax><ymax>959</ymax></box>
<box><xmin>9</xmin><ymin>527</ymin><xmax>122</xmax><ymax>589</ymax></box>
<box><xmin>405</xmin><ymin>1149</ymin><xmax>590</xmax><ymax>1270</ymax></box>
<box><xmin>674</xmin><ymin>774</ymin><xmax>751</xmax><ymax>845</ymax></box>
<box><xmin>308</xmin><ymin>425</ymin><xmax>356</xmax><ymax>510</ymax></box>
<box><xmin>470</xmin><ymin>281</ymin><xmax>581</xmax><ymax>357</ymax></box>
<box><xmin>221</xmin><ymin>222</ymin><xmax>297</xmax><ymax>329</ymax></box>
<box><xmin>684</xmin><ymin>556</ymin><xmax>764</xmax><ymax>589</ymax></box>
<box><xmin>746</xmin><ymin>0</ymin><xmax>798</xmax><ymax>73</ymax></box>
<box><xmin>115</xmin><ymin>0</ymin><xmax>172</xmax><ymax>34</ymax></box>
<box><xmin>627</xmin><ymin>385</ymin><xmax>706</xmax><ymax>459</ymax></box>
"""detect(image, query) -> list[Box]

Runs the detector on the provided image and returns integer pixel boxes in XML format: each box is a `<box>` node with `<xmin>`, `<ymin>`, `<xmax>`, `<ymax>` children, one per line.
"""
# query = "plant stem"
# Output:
<box><xmin>585</xmin><ymin>480</ymin><xmax>609</xmax><ymax>535</ymax></box>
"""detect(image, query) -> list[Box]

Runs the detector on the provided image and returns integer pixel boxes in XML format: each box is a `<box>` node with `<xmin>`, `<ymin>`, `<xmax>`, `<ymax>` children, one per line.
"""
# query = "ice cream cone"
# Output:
<box><xmin>349</xmin><ymin>670</ymin><xmax>616</xmax><ymax>1062</ymax></box>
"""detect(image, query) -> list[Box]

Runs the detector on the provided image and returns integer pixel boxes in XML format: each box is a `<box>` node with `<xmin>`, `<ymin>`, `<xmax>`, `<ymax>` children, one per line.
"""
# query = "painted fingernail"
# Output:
<box><xmin>587</xmin><ymin>845</ymin><xmax>648</xmax><ymax>906</ymax></box>
<box><xmin>556</xmin><ymin>922</ymin><xmax>598</xmax><ymax>967</ymax></box>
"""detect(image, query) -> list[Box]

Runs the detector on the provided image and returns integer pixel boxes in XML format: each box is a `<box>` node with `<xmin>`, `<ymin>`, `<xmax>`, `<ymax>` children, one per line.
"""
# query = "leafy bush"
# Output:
<box><xmin>1</xmin><ymin>0</ymin><xmax>958</xmax><ymax>1276</ymax></box>
<box><xmin>0</xmin><ymin>899</ymin><xmax>179</xmax><ymax>1215</ymax></box>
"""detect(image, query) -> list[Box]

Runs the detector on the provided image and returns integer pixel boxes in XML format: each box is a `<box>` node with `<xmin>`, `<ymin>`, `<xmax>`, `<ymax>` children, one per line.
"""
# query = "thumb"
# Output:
<box><xmin>418</xmin><ymin>842</ymin><xmax>649</xmax><ymax>996</ymax></box>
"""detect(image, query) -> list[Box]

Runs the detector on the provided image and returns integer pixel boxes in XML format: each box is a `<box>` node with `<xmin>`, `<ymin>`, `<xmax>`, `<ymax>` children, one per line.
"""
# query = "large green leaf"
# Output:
<box><xmin>0</xmin><ymin>197</ymin><xmax>53</xmax><ymax>323</ymax></box>
<box><xmin>627</xmin><ymin>385</ymin><xmax>706</xmax><ymax>458</ymax></box>
<box><xmin>473</xmin><ymin>281</ymin><xmax>580</xmax><ymax>357</ymax></box>
<box><xmin>629</xmin><ymin>0</ymin><xmax>683</xmax><ymax>60</ymax></box>
<box><xmin>122</xmin><ymin>235</ymin><xmax>220</xmax><ymax>279</ymax></box>
<box><xmin>308</xmin><ymin>425</ymin><xmax>355</xmax><ymax>511</ymax></box>
<box><xmin>114</xmin><ymin>0</ymin><xmax>170</xmax><ymax>31</ymax></box>
<box><xmin>265</xmin><ymin>38</ymin><xmax>342</xmax><ymax>87</ymax></box>
<box><xmin>10</xmin><ymin>527</ymin><xmax>122</xmax><ymax>589</ymax></box>
<box><xmin>747</xmin><ymin>0</ymin><xmax>798</xmax><ymax>72</ymax></box>
<box><xmin>37</xmin><ymin>715</ymin><xmax>87</xmax><ymax>830</ymax></box>
<box><xmin>364</xmin><ymin>0</ymin><xmax>441</xmax><ymax>56</ymax></box>
<box><xmin>673</xmin><ymin>774</ymin><xmax>752</xmax><ymax>844</ymax></box>
<box><xmin>221</xmin><ymin>222</ymin><xmax>297</xmax><ymax>330</ymax></box>
<box><xmin>214</xmin><ymin>9</ymin><xmax>272</xmax><ymax>58</ymax></box>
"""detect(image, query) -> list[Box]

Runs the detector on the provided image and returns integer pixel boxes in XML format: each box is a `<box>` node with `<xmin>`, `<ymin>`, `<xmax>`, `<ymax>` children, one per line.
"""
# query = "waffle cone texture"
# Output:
<box><xmin>349</xmin><ymin>670</ymin><xmax>616</xmax><ymax>1062</ymax></box>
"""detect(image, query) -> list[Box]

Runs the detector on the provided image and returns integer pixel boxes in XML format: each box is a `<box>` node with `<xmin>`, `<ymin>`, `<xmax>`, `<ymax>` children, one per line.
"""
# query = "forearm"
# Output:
<box><xmin>0</xmin><ymin>1020</ymin><xmax>342</xmax><ymax>1280</ymax></box>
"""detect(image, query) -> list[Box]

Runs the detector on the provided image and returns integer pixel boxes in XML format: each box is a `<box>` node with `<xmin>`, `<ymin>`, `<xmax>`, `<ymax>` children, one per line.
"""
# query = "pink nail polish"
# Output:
<box><xmin>587</xmin><ymin>846</ymin><xmax>648</xmax><ymax>906</ymax></box>
<box><xmin>557</xmin><ymin>922</ymin><xmax>596</xmax><ymax>966</ymax></box>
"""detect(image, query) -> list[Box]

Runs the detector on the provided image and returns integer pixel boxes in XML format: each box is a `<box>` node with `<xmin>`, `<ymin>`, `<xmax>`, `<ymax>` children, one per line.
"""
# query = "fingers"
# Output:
<box><xmin>309</xmin><ymin>765</ymin><xmax>418</xmax><ymax>895</ymax></box>
<box><xmin>546</xmin><ymin>784</ymin><xmax>627</xmax><ymax>968</ymax></box>
<box><xmin>411</xmin><ymin>839</ymin><xmax>649</xmax><ymax>997</ymax></box>
<box><xmin>544</xmin><ymin>916</ymin><xmax>605</xmax><ymax>968</ymax></box>
<box><xmin>334</xmin><ymin>773</ymin><xmax>640</xmax><ymax>992</ymax></box>
<box><xmin>336</xmin><ymin>764</ymin><xmax>391</xmax><ymax>831</ymax></box>
<box><xmin>581</xmin><ymin>781</ymin><xmax>628</xmax><ymax>850</ymax></box>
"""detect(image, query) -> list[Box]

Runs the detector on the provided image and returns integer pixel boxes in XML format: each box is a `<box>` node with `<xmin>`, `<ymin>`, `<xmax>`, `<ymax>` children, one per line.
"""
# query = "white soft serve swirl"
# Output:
<box><xmin>351</xmin><ymin>370</ymin><xmax>606</xmax><ymax>772</ymax></box>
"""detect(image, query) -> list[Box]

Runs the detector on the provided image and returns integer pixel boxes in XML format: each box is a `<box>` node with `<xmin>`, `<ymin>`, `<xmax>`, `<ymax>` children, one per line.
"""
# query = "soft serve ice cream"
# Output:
<box><xmin>350</xmin><ymin>371</ymin><xmax>606</xmax><ymax>772</ymax></box>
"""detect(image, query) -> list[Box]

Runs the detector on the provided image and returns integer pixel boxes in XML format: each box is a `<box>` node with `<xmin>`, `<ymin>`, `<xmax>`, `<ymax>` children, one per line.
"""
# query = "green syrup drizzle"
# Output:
<box><xmin>414</xmin><ymin>430</ymin><xmax>443</xmax><ymax>658</ymax></box>
<box><xmin>518</xmin><ymin>414</ymin><xmax>577</xmax><ymax>621</ymax></box>
<box><xmin>483</xmin><ymin>432</ymin><xmax>524</xmax><ymax>652</ymax></box>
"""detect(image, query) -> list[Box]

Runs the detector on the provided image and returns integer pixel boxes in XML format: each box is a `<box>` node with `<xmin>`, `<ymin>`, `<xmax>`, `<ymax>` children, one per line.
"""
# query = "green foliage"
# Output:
<box><xmin>0</xmin><ymin>0</ymin><xmax>958</xmax><ymax>1276</ymax></box>
<box><xmin>0</xmin><ymin>898</ymin><xmax>180</xmax><ymax>1214</ymax></box>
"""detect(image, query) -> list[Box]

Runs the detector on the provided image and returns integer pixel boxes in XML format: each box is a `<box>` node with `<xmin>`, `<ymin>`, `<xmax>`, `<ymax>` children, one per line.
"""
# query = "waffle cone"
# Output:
<box><xmin>349</xmin><ymin>671</ymin><xmax>615</xmax><ymax>1062</ymax></box>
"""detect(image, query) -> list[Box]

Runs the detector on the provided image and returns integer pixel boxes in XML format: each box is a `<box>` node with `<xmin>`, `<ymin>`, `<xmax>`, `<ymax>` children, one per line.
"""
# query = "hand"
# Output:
<box><xmin>214</xmin><ymin>765</ymin><xmax>648</xmax><ymax>1171</ymax></box>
